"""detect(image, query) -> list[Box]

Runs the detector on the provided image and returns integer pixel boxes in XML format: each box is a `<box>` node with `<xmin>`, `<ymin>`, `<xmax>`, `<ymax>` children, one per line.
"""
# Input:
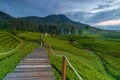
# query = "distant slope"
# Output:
<box><xmin>0</xmin><ymin>11</ymin><xmax>100</xmax><ymax>33</ymax></box>
<box><xmin>20</xmin><ymin>14</ymin><xmax>102</xmax><ymax>34</ymax></box>
<box><xmin>21</xmin><ymin>14</ymin><xmax>84</xmax><ymax>25</ymax></box>
<box><xmin>0</xmin><ymin>11</ymin><xmax>14</xmax><ymax>29</ymax></box>
<box><xmin>0</xmin><ymin>11</ymin><xmax>13</xmax><ymax>20</ymax></box>
<box><xmin>20</xmin><ymin>14</ymin><xmax>95</xmax><ymax>32</ymax></box>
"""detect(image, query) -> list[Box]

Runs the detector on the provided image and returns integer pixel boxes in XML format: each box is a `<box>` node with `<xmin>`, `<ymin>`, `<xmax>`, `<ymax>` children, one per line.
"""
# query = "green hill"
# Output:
<box><xmin>0</xmin><ymin>11</ymin><xmax>13</xmax><ymax>20</ymax></box>
<box><xmin>17</xmin><ymin>31</ymin><xmax>120</xmax><ymax>80</ymax></box>
<box><xmin>0</xmin><ymin>11</ymin><xmax>100</xmax><ymax>35</ymax></box>
<box><xmin>0</xmin><ymin>11</ymin><xmax>13</xmax><ymax>30</ymax></box>
<box><xmin>20</xmin><ymin>14</ymin><xmax>84</xmax><ymax>26</ymax></box>
<box><xmin>20</xmin><ymin>14</ymin><xmax>100</xmax><ymax>34</ymax></box>
<box><xmin>0</xmin><ymin>30</ymin><xmax>39</xmax><ymax>80</ymax></box>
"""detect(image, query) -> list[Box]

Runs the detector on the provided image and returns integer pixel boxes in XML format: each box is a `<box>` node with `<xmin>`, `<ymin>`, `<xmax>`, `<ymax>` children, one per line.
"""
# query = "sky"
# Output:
<box><xmin>0</xmin><ymin>0</ymin><xmax>120</xmax><ymax>30</ymax></box>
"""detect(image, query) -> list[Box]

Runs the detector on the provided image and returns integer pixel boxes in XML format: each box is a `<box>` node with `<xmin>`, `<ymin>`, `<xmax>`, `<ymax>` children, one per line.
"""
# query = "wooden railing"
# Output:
<box><xmin>46</xmin><ymin>44</ymin><xmax>83</xmax><ymax>80</ymax></box>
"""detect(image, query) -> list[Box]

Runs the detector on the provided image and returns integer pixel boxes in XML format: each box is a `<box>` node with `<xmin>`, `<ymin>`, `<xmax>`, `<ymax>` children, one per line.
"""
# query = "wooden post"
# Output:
<box><xmin>62</xmin><ymin>56</ymin><xmax>67</xmax><ymax>80</ymax></box>
<box><xmin>31</xmin><ymin>43</ymin><xmax>33</xmax><ymax>50</ymax></box>
<box><xmin>47</xmin><ymin>45</ymin><xmax>50</xmax><ymax>59</ymax></box>
<box><xmin>40</xmin><ymin>34</ymin><xmax>43</xmax><ymax>47</ymax></box>
<box><xmin>21</xmin><ymin>43</ymin><xmax>24</xmax><ymax>60</ymax></box>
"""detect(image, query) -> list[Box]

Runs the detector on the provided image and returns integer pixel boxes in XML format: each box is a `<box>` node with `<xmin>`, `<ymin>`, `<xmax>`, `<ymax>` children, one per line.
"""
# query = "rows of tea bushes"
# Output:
<box><xmin>0</xmin><ymin>31</ymin><xmax>39</xmax><ymax>80</ymax></box>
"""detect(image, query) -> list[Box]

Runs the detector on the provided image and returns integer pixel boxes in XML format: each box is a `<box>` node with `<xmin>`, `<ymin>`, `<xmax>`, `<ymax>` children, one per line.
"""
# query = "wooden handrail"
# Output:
<box><xmin>21</xmin><ymin>43</ymin><xmax>24</xmax><ymax>60</ymax></box>
<box><xmin>47</xmin><ymin>44</ymin><xmax>50</xmax><ymax>59</ymax></box>
<box><xmin>62</xmin><ymin>56</ymin><xmax>67</xmax><ymax>80</ymax></box>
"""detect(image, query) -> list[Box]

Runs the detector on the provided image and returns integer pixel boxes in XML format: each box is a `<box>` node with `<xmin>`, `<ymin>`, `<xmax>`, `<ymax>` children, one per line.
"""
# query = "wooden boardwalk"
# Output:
<box><xmin>4</xmin><ymin>48</ymin><xmax>55</xmax><ymax>80</ymax></box>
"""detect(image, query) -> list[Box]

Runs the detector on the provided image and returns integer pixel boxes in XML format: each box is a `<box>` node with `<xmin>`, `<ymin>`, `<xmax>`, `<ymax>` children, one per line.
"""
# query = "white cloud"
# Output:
<box><xmin>90</xmin><ymin>5</ymin><xmax>120</xmax><ymax>13</ymax></box>
<box><xmin>93</xmin><ymin>19</ymin><xmax>120</xmax><ymax>26</ymax></box>
<box><xmin>89</xmin><ymin>0</ymin><xmax>120</xmax><ymax>13</ymax></box>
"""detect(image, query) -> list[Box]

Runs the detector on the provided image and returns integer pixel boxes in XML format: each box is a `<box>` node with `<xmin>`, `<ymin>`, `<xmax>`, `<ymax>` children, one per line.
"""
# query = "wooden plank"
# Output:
<box><xmin>14</xmin><ymin>68</ymin><xmax>51</xmax><ymax>72</ymax></box>
<box><xmin>16</xmin><ymin>64</ymin><xmax>51</xmax><ymax>68</ymax></box>
<box><xmin>19</xmin><ymin>63</ymin><xmax>50</xmax><ymax>65</ymax></box>
<box><xmin>4</xmin><ymin>76</ymin><xmax>55</xmax><ymax>80</ymax></box>
<box><xmin>20</xmin><ymin>60</ymin><xmax>49</xmax><ymax>63</ymax></box>
<box><xmin>6</xmin><ymin>71</ymin><xmax>54</xmax><ymax>77</ymax></box>
<box><xmin>25</xmin><ymin>58</ymin><xmax>48</xmax><ymax>60</ymax></box>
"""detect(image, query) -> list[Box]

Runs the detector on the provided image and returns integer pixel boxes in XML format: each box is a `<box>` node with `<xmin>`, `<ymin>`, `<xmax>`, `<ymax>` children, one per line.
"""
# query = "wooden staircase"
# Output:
<box><xmin>4</xmin><ymin>48</ymin><xmax>55</xmax><ymax>80</ymax></box>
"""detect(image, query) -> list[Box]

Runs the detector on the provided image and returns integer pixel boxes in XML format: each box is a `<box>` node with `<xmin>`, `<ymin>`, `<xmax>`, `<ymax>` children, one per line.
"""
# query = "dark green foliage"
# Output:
<box><xmin>8</xmin><ymin>18</ymin><xmax>39</xmax><ymax>32</ymax></box>
<box><xmin>0</xmin><ymin>19</ymin><xmax>9</xmax><ymax>29</ymax></box>
<box><xmin>0</xmin><ymin>11</ymin><xmax>13</xmax><ymax>20</ymax></box>
<box><xmin>20</xmin><ymin>14</ymin><xmax>100</xmax><ymax>34</ymax></box>
<box><xmin>0</xmin><ymin>10</ymin><xmax>113</xmax><ymax>36</ymax></box>
<box><xmin>85</xmin><ymin>25</ymin><xmax>90</xmax><ymax>30</ymax></box>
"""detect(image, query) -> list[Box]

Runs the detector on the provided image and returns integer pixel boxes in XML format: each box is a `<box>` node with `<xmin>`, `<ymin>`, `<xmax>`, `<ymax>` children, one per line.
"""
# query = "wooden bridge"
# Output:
<box><xmin>4</xmin><ymin>48</ymin><xmax>55</xmax><ymax>80</ymax></box>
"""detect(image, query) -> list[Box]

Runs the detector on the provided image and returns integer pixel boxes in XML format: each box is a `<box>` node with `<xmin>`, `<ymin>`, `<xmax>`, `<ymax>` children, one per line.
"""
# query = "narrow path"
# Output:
<box><xmin>4</xmin><ymin>48</ymin><xmax>55</xmax><ymax>80</ymax></box>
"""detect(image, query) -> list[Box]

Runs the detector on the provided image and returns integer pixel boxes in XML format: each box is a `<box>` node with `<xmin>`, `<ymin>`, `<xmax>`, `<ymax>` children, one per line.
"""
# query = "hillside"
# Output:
<box><xmin>20</xmin><ymin>14</ymin><xmax>100</xmax><ymax>32</ymax></box>
<box><xmin>0</xmin><ymin>11</ymin><xmax>102</xmax><ymax>35</ymax></box>
<box><xmin>0</xmin><ymin>11</ymin><xmax>13</xmax><ymax>29</ymax></box>
<box><xmin>0</xmin><ymin>31</ymin><xmax>39</xmax><ymax>80</ymax></box>
<box><xmin>0</xmin><ymin>30</ymin><xmax>120</xmax><ymax>80</ymax></box>
<box><xmin>20</xmin><ymin>14</ymin><xmax>102</xmax><ymax>35</ymax></box>
<box><xmin>0</xmin><ymin>11</ymin><xmax>13</xmax><ymax>20</ymax></box>
<box><xmin>0</xmin><ymin>11</ymin><xmax>101</xmax><ymax>35</ymax></box>
<box><xmin>16</xmin><ymin>31</ymin><xmax>120</xmax><ymax>80</ymax></box>
<box><xmin>20</xmin><ymin>14</ymin><xmax>84</xmax><ymax>26</ymax></box>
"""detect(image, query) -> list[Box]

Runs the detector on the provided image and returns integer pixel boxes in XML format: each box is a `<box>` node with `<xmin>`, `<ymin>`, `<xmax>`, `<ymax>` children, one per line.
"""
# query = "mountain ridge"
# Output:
<box><xmin>20</xmin><ymin>14</ymin><xmax>85</xmax><ymax>27</ymax></box>
<box><xmin>0</xmin><ymin>11</ymin><xmax>100</xmax><ymax>33</ymax></box>
<box><xmin>0</xmin><ymin>11</ymin><xmax>13</xmax><ymax>20</ymax></box>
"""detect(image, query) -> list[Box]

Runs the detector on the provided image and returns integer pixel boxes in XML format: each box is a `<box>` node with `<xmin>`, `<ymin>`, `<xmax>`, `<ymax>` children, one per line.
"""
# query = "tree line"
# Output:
<box><xmin>0</xmin><ymin>18</ymin><xmax>90</xmax><ymax>35</ymax></box>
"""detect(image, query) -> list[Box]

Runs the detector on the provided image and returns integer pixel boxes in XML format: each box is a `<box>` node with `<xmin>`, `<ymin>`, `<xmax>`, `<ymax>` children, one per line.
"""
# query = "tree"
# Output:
<box><xmin>8</xmin><ymin>18</ymin><xmax>38</xmax><ymax>32</ymax></box>
<box><xmin>78</xmin><ymin>28</ymin><xmax>83</xmax><ymax>35</ymax></box>
<box><xmin>85</xmin><ymin>25</ymin><xmax>90</xmax><ymax>30</ymax></box>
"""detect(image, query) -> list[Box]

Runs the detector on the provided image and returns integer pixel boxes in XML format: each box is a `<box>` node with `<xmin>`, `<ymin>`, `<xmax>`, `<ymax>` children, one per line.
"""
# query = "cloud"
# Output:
<box><xmin>1</xmin><ymin>0</ymin><xmax>120</xmax><ymax>29</ymax></box>
<box><xmin>85</xmin><ymin>8</ymin><xmax>120</xmax><ymax>24</ymax></box>
<box><xmin>56</xmin><ymin>0</ymin><xmax>120</xmax><ymax>25</ymax></box>
<box><xmin>93</xmin><ymin>19</ymin><xmax>120</xmax><ymax>26</ymax></box>
<box><xmin>0</xmin><ymin>0</ymin><xmax>61</xmax><ymax>17</ymax></box>
<box><xmin>90</xmin><ymin>0</ymin><xmax>120</xmax><ymax>13</ymax></box>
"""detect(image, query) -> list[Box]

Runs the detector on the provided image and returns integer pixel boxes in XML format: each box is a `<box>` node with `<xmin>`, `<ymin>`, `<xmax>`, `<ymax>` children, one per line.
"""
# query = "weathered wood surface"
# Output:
<box><xmin>4</xmin><ymin>48</ymin><xmax>55</xmax><ymax>80</ymax></box>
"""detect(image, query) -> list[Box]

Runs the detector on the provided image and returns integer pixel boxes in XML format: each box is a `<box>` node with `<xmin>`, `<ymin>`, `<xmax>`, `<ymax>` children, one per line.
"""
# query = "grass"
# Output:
<box><xmin>1</xmin><ymin>31</ymin><xmax>120</xmax><ymax>80</ymax></box>
<box><xmin>17</xmin><ymin>31</ymin><xmax>120</xmax><ymax>80</ymax></box>
<box><xmin>43</xmin><ymin>35</ymin><xmax>116</xmax><ymax>80</ymax></box>
<box><xmin>70</xmin><ymin>36</ymin><xmax>120</xmax><ymax>79</ymax></box>
<box><xmin>0</xmin><ymin>31</ymin><xmax>39</xmax><ymax>80</ymax></box>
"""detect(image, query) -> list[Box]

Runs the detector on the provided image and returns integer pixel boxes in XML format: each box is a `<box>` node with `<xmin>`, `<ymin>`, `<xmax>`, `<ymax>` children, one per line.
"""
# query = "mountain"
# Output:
<box><xmin>20</xmin><ymin>14</ymin><xmax>101</xmax><ymax>34</ymax></box>
<box><xmin>0</xmin><ymin>11</ymin><xmax>100</xmax><ymax>34</ymax></box>
<box><xmin>0</xmin><ymin>10</ymin><xmax>95</xmax><ymax>29</ymax></box>
<box><xmin>0</xmin><ymin>11</ymin><xmax>14</xmax><ymax>29</ymax></box>
<box><xmin>20</xmin><ymin>14</ymin><xmax>86</xmax><ymax>27</ymax></box>
<box><xmin>0</xmin><ymin>11</ymin><xmax>13</xmax><ymax>20</ymax></box>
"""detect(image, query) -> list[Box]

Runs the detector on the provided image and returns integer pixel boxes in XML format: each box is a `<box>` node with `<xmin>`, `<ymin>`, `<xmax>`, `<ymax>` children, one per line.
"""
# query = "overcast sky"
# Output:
<box><xmin>1</xmin><ymin>0</ymin><xmax>120</xmax><ymax>29</ymax></box>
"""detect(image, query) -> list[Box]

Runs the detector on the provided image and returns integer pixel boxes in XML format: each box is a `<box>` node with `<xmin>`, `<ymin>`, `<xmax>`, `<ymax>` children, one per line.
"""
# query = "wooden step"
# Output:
<box><xmin>4</xmin><ymin>76</ymin><xmax>55</xmax><ymax>80</ymax></box>
<box><xmin>5</xmin><ymin>71</ymin><xmax>54</xmax><ymax>77</ymax></box>
<box><xmin>14</xmin><ymin>67</ymin><xmax>51</xmax><ymax>72</ymax></box>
